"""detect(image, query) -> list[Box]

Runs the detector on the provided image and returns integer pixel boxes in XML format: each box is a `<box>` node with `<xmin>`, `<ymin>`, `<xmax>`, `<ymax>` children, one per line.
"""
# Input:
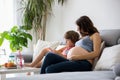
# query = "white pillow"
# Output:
<box><xmin>33</xmin><ymin>40</ymin><xmax>60</xmax><ymax>60</ymax></box>
<box><xmin>94</xmin><ymin>44</ymin><xmax>120</xmax><ymax>70</ymax></box>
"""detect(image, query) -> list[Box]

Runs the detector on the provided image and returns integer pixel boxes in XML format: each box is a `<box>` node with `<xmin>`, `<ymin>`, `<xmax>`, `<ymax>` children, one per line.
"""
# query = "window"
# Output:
<box><xmin>0</xmin><ymin>0</ymin><xmax>16</xmax><ymax>32</ymax></box>
<box><xmin>0</xmin><ymin>0</ymin><xmax>17</xmax><ymax>55</ymax></box>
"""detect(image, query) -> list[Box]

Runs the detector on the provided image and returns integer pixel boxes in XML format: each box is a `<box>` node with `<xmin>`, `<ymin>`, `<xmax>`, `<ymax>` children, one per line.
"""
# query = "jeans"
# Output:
<box><xmin>40</xmin><ymin>52</ymin><xmax>92</xmax><ymax>74</ymax></box>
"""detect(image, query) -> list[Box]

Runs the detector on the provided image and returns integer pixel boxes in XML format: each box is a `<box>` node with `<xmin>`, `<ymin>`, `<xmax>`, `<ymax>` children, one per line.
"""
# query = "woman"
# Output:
<box><xmin>25</xmin><ymin>30</ymin><xmax>79</xmax><ymax>68</ymax></box>
<box><xmin>40</xmin><ymin>16</ymin><xmax>102</xmax><ymax>74</ymax></box>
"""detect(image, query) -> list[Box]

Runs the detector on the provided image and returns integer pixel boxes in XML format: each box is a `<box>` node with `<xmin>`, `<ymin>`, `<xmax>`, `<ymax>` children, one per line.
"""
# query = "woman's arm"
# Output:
<box><xmin>69</xmin><ymin>33</ymin><xmax>101</xmax><ymax>61</ymax></box>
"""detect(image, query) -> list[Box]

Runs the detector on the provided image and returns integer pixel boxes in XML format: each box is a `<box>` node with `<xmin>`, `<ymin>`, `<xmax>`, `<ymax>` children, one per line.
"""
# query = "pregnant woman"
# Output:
<box><xmin>40</xmin><ymin>15</ymin><xmax>102</xmax><ymax>74</ymax></box>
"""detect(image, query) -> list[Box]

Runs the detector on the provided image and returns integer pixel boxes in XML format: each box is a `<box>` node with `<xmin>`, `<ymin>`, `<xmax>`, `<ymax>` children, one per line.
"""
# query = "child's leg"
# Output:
<box><xmin>24</xmin><ymin>48</ymin><xmax>50</xmax><ymax>67</ymax></box>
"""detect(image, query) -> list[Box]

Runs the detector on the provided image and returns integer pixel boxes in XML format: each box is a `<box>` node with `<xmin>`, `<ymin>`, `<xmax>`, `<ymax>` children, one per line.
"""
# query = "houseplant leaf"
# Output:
<box><xmin>0</xmin><ymin>26</ymin><xmax>32</xmax><ymax>52</ymax></box>
<box><xmin>21</xmin><ymin>0</ymin><xmax>65</xmax><ymax>41</ymax></box>
<box><xmin>0</xmin><ymin>37</ymin><xmax>4</xmax><ymax>46</ymax></box>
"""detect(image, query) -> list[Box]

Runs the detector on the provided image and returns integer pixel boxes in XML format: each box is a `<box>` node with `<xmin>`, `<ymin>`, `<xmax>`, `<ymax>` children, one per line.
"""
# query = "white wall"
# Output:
<box><xmin>46</xmin><ymin>0</ymin><xmax>120</xmax><ymax>41</ymax></box>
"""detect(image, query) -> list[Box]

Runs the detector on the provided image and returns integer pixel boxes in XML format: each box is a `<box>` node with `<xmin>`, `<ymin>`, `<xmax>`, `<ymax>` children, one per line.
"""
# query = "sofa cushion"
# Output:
<box><xmin>99</xmin><ymin>29</ymin><xmax>120</xmax><ymax>46</ymax></box>
<box><xmin>115</xmin><ymin>76</ymin><xmax>120</xmax><ymax>80</ymax></box>
<box><xmin>33</xmin><ymin>40</ymin><xmax>60</xmax><ymax>60</ymax></box>
<box><xmin>94</xmin><ymin>44</ymin><xmax>120</xmax><ymax>70</ymax></box>
<box><xmin>113</xmin><ymin>63</ymin><xmax>120</xmax><ymax>76</ymax></box>
<box><xmin>6</xmin><ymin>71</ymin><xmax>115</xmax><ymax>80</ymax></box>
<box><xmin>118</xmin><ymin>38</ymin><xmax>120</xmax><ymax>44</ymax></box>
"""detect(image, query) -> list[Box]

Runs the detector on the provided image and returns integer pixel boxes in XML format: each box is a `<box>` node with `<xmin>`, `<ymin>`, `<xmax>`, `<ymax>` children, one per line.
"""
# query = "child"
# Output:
<box><xmin>24</xmin><ymin>30</ymin><xmax>79</xmax><ymax>68</ymax></box>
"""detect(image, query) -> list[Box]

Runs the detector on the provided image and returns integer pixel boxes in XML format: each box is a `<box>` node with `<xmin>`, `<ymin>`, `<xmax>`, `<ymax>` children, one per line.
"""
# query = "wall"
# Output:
<box><xmin>46</xmin><ymin>0</ymin><xmax>120</xmax><ymax>41</ymax></box>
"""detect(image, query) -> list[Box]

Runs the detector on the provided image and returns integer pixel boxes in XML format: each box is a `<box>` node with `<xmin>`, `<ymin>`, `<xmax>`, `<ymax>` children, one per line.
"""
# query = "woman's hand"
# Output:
<box><xmin>67</xmin><ymin>55</ymin><xmax>80</xmax><ymax>61</ymax></box>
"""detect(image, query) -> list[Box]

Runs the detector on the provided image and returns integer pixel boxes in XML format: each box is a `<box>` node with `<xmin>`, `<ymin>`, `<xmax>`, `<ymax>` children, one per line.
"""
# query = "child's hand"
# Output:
<box><xmin>48</xmin><ymin>48</ymin><xmax>53</xmax><ymax>52</ymax></box>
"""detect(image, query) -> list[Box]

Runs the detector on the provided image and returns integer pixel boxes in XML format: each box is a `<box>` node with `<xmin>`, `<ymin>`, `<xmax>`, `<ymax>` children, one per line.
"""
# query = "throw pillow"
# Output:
<box><xmin>94</xmin><ymin>44</ymin><xmax>120</xmax><ymax>70</ymax></box>
<box><xmin>33</xmin><ymin>40</ymin><xmax>60</xmax><ymax>60</ymax></box>
<box><xmin>115</xmin><ymin>77</ymin><xmax>120</xmax><ymax>80</ymax></box>
<box><xmin>113</xmin><ymin>63</ymin><xmax>120</xmax><ymax>76</ymax></box>
<box><xmin>118</xmin><ymin>38</ymin><xmax>120</xmax><ymax>44</ymax></box>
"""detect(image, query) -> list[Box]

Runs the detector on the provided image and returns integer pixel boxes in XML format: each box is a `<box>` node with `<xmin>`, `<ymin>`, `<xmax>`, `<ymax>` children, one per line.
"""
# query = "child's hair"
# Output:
<box><xmin>64</xmin><ymin>30</ymin><xmax>79</xmax><ymax>44</ymax></box>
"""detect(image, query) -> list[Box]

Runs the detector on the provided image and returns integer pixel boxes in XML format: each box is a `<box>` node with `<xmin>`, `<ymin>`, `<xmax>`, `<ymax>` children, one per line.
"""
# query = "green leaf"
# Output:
<box><xmin>11</xmin><ymin>26</ymin><xmax>18</xmax><ymax>33</ymax></box>
<box><xmin>3</xmin><ymin>31</ymin><xmax>11</xmax><ymax>40</ymax></box>
<box><xmin>1</xmin><ymin>31</ymin><xmax>8</xmax><ymax>37</ymax></box>
<box><xmin>0</xmin><ymin>32</ymin><xmax>8</xmax><ymax>46</ymax></box>
<box><xmin>26</xmin><ymin>33</ymin><xmax>32</xmax><ymax>41</ymax></box>
<box><xmin>10</xmin><ymin>42</ymin><xmax>17</xmax><ymax>52</ymax></box>
<box><xmin>20</xmin><ymin>25</ymin><xmax>32</xmax><ymax>30</ymax></box>
<box><xmin>0</xmin><ymin>38</ymin><xmax>4</xmax><ymax>46</ymax></box>
<box><xmin>58</xmin><ymin>0</ymin><xmax>64</xmax><ymax>5</ymax></box>
<box><xmin>17</xmin><ymin>37</ymin><xmax>27</xmax><ymax>48</ymax></box>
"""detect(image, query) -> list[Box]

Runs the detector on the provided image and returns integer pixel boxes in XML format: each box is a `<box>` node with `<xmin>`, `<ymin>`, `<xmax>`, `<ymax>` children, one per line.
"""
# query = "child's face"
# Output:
<box><xmin>65</xmin><ymin>39</ymin><xmax>74</xmax><ymax>47</ymax></box>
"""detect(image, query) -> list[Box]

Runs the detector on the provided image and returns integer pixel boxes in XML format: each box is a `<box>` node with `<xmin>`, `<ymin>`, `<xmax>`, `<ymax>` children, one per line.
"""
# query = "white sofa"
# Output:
<box><xmin>7</xmin><ymin>29</ymin><xmax>120</xmax><ymax>80</ymax></box>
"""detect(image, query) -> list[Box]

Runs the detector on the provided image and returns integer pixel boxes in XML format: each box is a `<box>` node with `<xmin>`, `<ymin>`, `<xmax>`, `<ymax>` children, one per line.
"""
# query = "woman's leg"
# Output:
<box><xmin>24</xmin><ymin>48</ymin><xmax>50</xmax><ymax>67</ymax></box>
<box><xmin>46</xmin><ymin>60</ymin><xmax>92</xmax><ymax>73</ymax></box>
<box><xmin>40</xmin><ymin>52</ymin><xmax>68</xmax><ymax>74</ymax></box>
<box><xmin>40</xmin><ymin>52</ymin><xmax>92</xmax><ymax>74</ymax></box>
<box><xmin>34</xmin><ymin>61</ymin><xmax>42</xmax><ymax>68</ymax></box>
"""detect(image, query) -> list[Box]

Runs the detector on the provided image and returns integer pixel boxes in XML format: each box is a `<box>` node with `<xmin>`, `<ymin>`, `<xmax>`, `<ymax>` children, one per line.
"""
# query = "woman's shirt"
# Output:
<box><xmin>75</xmin><ymin>36</ymin><xmax>93</xmax><ymax>52</ymax></box>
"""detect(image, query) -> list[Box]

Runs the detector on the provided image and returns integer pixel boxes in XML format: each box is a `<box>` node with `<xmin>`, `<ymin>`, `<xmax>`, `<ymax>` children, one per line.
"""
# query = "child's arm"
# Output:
<box><xmin>47</xmin><ymin>46</ymin><xmax>67</xmax><ymax>58</ymax></box>
<box><xmin>48</xmin><ymin>47</ymin><xmax>66</xmax><ymax>54</ymax></box>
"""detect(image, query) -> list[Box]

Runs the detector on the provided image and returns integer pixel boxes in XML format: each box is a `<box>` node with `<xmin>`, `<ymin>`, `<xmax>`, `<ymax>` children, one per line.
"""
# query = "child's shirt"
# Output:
<box><xmin>61</xmin><ymin>47</ymin><xmax>73</xmax><ymax>57</ymax></box>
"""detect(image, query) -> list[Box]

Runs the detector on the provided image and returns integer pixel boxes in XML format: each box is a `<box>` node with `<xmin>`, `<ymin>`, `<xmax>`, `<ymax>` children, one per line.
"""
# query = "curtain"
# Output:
<box><xmin>0</xmin><ymin>0</ymin><xmax>17</xmax><ymax>55</ymax></box>
<box><xmin>0</xmin><ymin>0</ymin><xmax>16</xmax><ymax>32</ymax></box>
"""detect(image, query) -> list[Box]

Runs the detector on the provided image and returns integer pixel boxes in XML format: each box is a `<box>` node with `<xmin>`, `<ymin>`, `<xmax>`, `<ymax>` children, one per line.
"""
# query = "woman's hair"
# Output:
<box><xmin>64</xmin><ymin>30</ymin><xmax>79</xmax><ymax>44</ymax></box>
<box><xmin>76</xmin><ymin>16</ymin><xmax>99</xmax><ymax>37</ymax></box>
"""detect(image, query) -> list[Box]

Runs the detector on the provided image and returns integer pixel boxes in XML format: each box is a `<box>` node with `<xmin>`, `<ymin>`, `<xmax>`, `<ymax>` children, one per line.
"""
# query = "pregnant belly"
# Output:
<box><xmin>67</xmin><ymin>46</ymin><xmax>88</xmax><ymax>59</ymax></box>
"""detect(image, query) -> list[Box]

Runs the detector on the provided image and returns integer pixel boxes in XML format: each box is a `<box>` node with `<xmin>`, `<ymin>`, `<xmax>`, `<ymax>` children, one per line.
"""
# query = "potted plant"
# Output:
<box><xmin>0</xmin><ymin>26</ymin><xmax>32</xmax><ymax>52</ymax></box>
<box><xmin>0</xmin><ymin>26</ymin><xmax>32</xmax><ymax>67</ymax></box>
<box><xmin>21</xmin><ymin>0</ymin><xmax>65</xmax><ymax>41</ymax></box>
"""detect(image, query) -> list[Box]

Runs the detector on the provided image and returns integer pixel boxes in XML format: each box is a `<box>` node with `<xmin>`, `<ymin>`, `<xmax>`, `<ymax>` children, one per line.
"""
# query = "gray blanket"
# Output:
<box><xmin>7</xmin><ymin>71</ymin><xmax>115</xmax><ymax>80</ymax></box>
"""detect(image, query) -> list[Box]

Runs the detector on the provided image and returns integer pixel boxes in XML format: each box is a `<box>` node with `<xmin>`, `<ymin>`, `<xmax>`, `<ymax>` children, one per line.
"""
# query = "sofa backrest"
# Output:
<box><xmin>99</xmin><ymin>29</ymin><xmax>120</xmax><ymax>47</ymax></box>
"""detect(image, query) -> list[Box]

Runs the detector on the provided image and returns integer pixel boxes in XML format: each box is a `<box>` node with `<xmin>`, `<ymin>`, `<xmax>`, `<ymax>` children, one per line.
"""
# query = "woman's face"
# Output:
<box><xmin>77</xmin><ymin>26</ymin><xmax>88</xmax><ymax>37</ymax></box>
<box><xmin>77</xmin><ymin>26</ymin><xmax>82</xmax><ymax>37</ymax></box>
<box><xmin>65</xmin><ymin>39</ymin><xmax>74</xmax><ymax>47</ymax></box>
<box><xmin>77</xmin><ymin>26</ymin><xmax>80</xmax><ymax>32</ymax></box>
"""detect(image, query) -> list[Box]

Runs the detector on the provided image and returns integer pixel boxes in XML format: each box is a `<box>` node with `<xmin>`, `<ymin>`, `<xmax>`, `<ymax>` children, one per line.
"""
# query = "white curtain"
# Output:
<box><xmin>0</xmin><ymin>0</ymin><xmax>17</xmax><ymax>32</ymax></box>
<box><xmin>0</xmin><ymin>0</ymin><xmax>17</xmax><ymax>56</ymax></box>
